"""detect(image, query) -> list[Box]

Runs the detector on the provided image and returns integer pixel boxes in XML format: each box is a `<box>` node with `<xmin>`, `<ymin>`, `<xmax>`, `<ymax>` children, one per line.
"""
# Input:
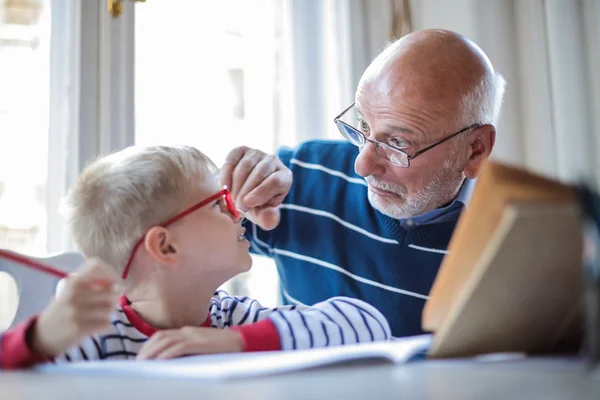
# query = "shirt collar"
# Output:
<box><xmin>119</xmin><ymin>295</ymin><xmax>211</xmax><ymax>337</ymax></box>
<box><xmin>454</xmin><ymin>177</ymin><xmax>476</xmax><ymax>205</ymax></box>
<box><xmin>400</xmin><ymin>178</ymin><xmax>476</xmax><ymax>228</ymax></box>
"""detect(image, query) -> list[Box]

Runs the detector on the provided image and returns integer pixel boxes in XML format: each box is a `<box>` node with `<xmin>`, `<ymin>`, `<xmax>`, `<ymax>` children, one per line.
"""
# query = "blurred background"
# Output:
<box><xmin>1</xmin><ymin>0</ymin><xmax>599</xmax><ymax>330</ymax></box>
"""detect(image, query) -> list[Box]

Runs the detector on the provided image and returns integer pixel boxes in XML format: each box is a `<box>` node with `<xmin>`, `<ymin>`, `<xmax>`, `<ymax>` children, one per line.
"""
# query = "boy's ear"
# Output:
<box><xmin>144</xmin><ymin>226</ymin><xmax>178</xmax><ymax>265</ymax></box>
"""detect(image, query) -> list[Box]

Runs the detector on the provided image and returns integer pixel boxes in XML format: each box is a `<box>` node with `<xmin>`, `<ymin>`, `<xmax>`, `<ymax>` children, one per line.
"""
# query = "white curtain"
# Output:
<box><xmin>273</xmin><ymin>0</ymin><xmax>399</xmax><ymax>146</ymax></box>
<box><xmin>542</xmin><ymin>0</ymin><xmax>600</xmax><ymax>185</ymax></box>
<box><xmin>412</xmin><ymin>0</ymin><xmax>600</xmax><ymax>188</ymax></box>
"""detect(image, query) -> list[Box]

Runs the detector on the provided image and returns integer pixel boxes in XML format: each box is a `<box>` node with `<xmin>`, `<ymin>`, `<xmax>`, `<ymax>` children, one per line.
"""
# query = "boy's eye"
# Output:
<box><xmin>214</xmin><ymin>197</ymin><xmax>229</xmax><ymax>213</ymax></box>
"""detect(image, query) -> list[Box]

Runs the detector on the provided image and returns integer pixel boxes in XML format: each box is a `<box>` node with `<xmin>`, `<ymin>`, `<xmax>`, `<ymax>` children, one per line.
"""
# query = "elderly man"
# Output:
<box><xmin>219</xmin><ymin>29</ymin><xmax>506</xmax><ymax>337</ymax></box>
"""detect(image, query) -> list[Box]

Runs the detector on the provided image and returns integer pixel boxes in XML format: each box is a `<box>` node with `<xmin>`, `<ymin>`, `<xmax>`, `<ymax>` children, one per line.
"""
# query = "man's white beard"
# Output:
<box><xmin>365</xmin><ymin>158</ymin><xmax>464</xmax><ymax>220</ymax></box>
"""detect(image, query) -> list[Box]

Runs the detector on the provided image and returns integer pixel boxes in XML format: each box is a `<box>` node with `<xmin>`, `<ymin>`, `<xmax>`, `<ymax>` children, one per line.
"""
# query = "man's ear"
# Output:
<box><xmin>463</xmin><ymin>125</ymin><xmax>496</xmax><ymax>179</ymax></box>
<box><xmin>144</xmin><ymin>226</ymin><xmax>178</xmax><ymax>265</ymax></box>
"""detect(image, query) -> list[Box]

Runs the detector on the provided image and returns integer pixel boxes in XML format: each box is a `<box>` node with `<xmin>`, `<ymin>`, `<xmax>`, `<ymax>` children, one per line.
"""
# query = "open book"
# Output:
<box><xmin>36</xmin><ymin>335</ymin><xmax>432</xmax><ymax>379</ymax></box>
<box><xmin>424</xmin><ymin>161</ymin><xmax>584</xmax><ymax>358</ymax></box>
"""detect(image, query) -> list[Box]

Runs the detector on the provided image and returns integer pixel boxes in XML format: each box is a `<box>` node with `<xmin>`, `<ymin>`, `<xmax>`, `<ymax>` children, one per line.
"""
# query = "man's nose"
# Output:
<box><xmin>355</xmin><ymin>141</ymin><xmax>385</xmax><ymax>178</ymax></box>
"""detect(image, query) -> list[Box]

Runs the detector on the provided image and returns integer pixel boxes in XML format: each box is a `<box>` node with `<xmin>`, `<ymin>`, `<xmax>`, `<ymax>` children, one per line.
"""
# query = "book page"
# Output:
<box><xmin>36</xmin><ymin>335</ymin><xmax>432</xmax><ymax>380</ymax></box>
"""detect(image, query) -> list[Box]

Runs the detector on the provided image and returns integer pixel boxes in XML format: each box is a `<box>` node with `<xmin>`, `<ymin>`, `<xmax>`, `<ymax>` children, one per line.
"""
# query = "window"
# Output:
<box><xmin>0</xmin><ymin>0</ymin><xmax>50</xmax><ymax>255</ymax></box>
<box><xmin>134</xmin><ymin>0</ymin><xmax>281</xmax><ymax>306</ymax></box>
<box><xmin>0</xmin><ymin>0</ymin><xmax>51</xmax><ymax>330</ymax></box>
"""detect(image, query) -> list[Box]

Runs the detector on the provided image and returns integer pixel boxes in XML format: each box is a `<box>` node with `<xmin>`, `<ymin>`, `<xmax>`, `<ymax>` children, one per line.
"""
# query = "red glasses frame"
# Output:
<box><xmin>121</xmin><ymin>186</ymin><xmax>239</xmax><ymax>279</ymax></box>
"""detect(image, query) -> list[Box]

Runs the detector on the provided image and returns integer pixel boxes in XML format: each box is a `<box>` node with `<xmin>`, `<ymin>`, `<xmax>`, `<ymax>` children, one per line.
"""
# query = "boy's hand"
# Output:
<box><xmin>136</xmin><ymin>327</ymin><xmax>244</xmax><ymax>360</ymax></box>
<box><xmin>29</xmin><ymin>258</ymin><xmax>119</xmax><ymax>358</ymax></box>
<box><xmin>219</xmin><ymin>146</ymin><xmax>292</xmax><ymax>231</ymax></box>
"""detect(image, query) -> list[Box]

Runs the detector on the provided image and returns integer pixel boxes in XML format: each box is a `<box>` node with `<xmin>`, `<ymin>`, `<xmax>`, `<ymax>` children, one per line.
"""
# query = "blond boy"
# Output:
<box><xmin>1</xmin><ymin>145</ymin><xmax>390</xmax><ymax>369</ymax></box>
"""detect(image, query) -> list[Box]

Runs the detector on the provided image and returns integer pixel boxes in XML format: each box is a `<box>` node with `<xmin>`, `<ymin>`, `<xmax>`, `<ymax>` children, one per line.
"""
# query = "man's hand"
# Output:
<box><xmin>29</xmin><ymin>259</ymin><xmax>119</xmax><ymax>358</ymax></box>
<box><xmin>219</xmin><ymin>146</ymin><xmax>292</xmax><ymax>231</ymax></box>
<box><xmin>136</xmin><ymin>327</ymin><xmax>244</xmax><ymax>360</ymax></box>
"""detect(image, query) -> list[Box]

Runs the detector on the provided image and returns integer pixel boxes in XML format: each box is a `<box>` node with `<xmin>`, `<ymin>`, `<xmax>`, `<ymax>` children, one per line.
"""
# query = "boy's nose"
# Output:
<box><xmin>234</xmin><ymin>209</ymin><xmax>246</xmax><ymax>224</ymax></box>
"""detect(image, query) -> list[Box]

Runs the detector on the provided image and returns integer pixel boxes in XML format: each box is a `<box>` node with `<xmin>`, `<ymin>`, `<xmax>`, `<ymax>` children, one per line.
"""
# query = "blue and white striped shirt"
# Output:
<box><xmin>245</xmin><ymin>140</ymin><xmax>472</xmax><ymax>337</ymax></box>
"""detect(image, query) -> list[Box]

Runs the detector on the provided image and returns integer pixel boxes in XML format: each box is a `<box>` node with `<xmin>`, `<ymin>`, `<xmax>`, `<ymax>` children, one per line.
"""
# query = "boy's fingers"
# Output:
<box><xmin>73</xmin><ymin>296</ymin><xmax>118</xmax><ymax>310</ymax></box>
<box><xmin>137</xmin><ymin>334</ymin><xmax>179</xmax><ymax>360</ymax></box>
<box><xmin>72</xmin><ymin>258</ymin><xmax>119</xmax><ymax>284</ymax></box>
<box><xmin>79</xmin><ymin>312</ymin><xmax>113</xmax><ymax>327</ymax></box>
<box><xmin>65</xmin><ymin>283</ymin><xmax>118</xmax><ymax>305</ymax></box>
<box><xmin>155</xmin><ymin>343</ymin><xmax>191</xmax><ymax>360</ymax></box>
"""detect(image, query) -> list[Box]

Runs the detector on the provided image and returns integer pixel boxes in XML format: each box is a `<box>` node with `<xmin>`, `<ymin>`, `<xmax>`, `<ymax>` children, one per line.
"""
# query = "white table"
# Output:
<box><xmin>1</xmin><ymin>358</ymin><xmax>599</xmax><ymax>400</ymax></box>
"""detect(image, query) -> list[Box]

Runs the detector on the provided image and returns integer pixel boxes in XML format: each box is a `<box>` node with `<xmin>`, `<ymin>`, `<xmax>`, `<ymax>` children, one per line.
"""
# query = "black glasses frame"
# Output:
<box><xmin>333</xmin><ymin>103</ymin><xmax>481</xmax><ymax>168</ymax></box>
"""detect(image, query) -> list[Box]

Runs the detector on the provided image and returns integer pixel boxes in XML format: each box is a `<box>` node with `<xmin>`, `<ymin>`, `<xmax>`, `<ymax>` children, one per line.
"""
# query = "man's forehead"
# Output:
<box><xmin>354</xmin><ymin>100</ymin><xmax>420</xmax><ymax>137</ymax></box>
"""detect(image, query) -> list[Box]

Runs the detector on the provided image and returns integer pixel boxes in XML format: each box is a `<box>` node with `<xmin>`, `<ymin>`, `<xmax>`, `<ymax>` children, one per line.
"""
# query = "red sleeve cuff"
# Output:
<box><xmin>231</xmin><ymin>319</ymin><xmax>281</xmax><ymax>352</ymax></box>
<box><xmin>1</xmin><ymin>316</ymin><xmax>50</xmax><ymax>369</ymax></box>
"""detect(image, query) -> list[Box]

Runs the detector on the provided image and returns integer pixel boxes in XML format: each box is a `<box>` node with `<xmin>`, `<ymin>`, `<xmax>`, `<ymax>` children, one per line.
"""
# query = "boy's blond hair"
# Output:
<box><xmin>61</xmin><ymin>145</ymin><xmax>217</xmax><ymax>277</ymax></box>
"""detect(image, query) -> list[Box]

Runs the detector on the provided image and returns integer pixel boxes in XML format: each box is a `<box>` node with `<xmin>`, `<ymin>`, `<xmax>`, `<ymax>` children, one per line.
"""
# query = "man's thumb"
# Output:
<box><xmin>247</xmin><ymin>207</ymin><xmax>281</xmax><ymax>231</ymax></box>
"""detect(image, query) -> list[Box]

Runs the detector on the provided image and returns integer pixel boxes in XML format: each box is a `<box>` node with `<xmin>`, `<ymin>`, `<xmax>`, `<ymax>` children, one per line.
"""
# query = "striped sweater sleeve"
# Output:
<box><xmin>53</xmin><ymin>310</ymin><xmax>143</xmax><ymax>364</ymax></box>
<box><xmin>1</xmin><ymin>311</ymin><xmax>142</xmax><ymax>370</ymax></box>
<box><xmin>214</xmin><ymin>291</ymin><xmax>391</xmax><ymax>350</ymax></box>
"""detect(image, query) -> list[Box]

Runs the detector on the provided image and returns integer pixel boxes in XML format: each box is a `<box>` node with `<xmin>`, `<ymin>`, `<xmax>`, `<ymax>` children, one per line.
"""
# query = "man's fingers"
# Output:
<box><xmin>219</xmin><ymin>147</ymin><xmax>291</xmax><ymax>217</ymax></box>
<box><xmin>245</xmin><ymin>207</ymin><xmax>281</xmax><ymax>231</ymax></box>
<box><xmin>242</xmin><ymin>171</ymin><xmax>291</xmax><ymax>209</ymax></box>
<box><xmin>228</xmin><ymin>151</ymin><xmax>264</xmax><ymax>200</ymax></box>
<box><xmin>219</xmin><ymin>146</ymin><xmax>249</xmax><ymax>190</ymax></box>
<box><xmin>236</xmin><ymin>156</ymin><xmax>279</xmax><ymax>210</ymax></box>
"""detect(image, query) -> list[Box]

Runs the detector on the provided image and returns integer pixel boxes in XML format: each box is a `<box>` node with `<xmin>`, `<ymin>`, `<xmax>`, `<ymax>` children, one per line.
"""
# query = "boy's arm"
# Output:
<box><xmin>0</xmin><ymin>316</ymin><xmax>110</xmax><ymax>369</ymax></box>
<box><xmin>136</xmin><ymin>293</ymin><xmax>391</xmax><ymax>360</ymax></box>
<box><xmin>224</xmin><ymin>294</ymin><xmax>392</xmax><ymax>351</ymax></box>
<box><xmin>1</xmin><ymin>259</ymin><xmax>119</xmax><ymax>370</ymax></box>
<box><xmin>0</xmin><ymin>316</ymin><xmax>50</xmax><ymax>369</ymax></box>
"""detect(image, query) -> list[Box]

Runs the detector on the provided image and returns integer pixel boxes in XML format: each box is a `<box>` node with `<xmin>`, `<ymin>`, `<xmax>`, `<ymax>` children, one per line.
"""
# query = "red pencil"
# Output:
<box><xmin>0</xmin><ymin>248</ymin><xmax>68</xmax><ymax>279</ymax></box>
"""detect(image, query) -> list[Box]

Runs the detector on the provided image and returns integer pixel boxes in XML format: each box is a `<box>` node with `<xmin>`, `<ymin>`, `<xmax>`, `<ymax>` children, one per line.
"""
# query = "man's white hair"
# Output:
<box><xmin>61</xmin><ymin>145</ymin><xmax>216</xmax><ymax>277</ymax></box>
<box><xmin>457</xmin><ymin>71</ymin><xmax>507</xmax><ymax>128</ymax></box>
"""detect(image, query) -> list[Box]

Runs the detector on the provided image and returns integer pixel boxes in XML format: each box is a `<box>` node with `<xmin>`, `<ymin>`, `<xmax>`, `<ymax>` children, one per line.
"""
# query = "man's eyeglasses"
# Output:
<box><xmin>333</xmin><ymin>103</ymin><xmax>481</xmax><ymax>168</ymax></box>
<box><xmin>121</xmin><ymin>186</ymin><xmax>240</xmax><ymax>279</ymax></box>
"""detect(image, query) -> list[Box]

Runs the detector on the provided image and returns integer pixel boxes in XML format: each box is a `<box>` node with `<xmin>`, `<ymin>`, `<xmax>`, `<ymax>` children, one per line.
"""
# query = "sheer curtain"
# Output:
<box><xmin>273</xmin><ymin>0</ymin><xmax>405</xmax><ymax>145</ymax></box>
<box><xmin>541</xmin><ymin>0</ymin><xmax>600</xmax><ymax>185</ymax></box>
<box><xmin>412</xmin><ymin>0</ymin><xmax>600</xmax><ymax>187</ymax></box>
